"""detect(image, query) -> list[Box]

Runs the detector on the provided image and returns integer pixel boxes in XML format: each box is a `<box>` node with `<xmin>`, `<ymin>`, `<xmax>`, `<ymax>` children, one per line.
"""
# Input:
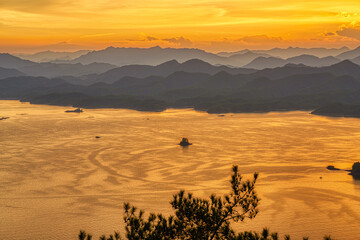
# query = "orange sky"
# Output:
<box><xmin>1</xmin><ymin>0</ymin><xmax>360</xmax><ymax>53</ymax></box>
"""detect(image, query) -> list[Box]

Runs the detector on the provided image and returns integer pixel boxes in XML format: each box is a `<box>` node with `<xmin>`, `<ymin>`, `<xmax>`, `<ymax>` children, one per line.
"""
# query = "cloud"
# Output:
<box><xmin>0</xmin><ymin>0</ymin><xmax>61</xmax><ymax>12</ymax></box>
<box><xmin>162</xmin><ymin>36</ymin><xmax>192</xmax><ymax>46</ymax></box>
<box><xmin>236</xmin><ymin>35</ymin><xmax>283</xmax><ymax>43</ymax></box>
<box><xmin>336</xmin><ymin>26</ymin><xmax>360</xmax><ymax>40</ymax></box>
<box><xmin>146</xmin><ymin>36</ymin><xmax>158</xmax><ymax>41</ymax></box>
<box><xmin>324</xmin><ymin>32</ymin><xmax>335</xmax><ymax>36</ymax></box>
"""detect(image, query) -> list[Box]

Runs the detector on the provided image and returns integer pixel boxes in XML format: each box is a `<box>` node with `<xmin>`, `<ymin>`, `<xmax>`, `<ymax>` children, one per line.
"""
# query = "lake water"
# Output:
<box><xmin>0</xmin><ymin>100</ymin><xmax>360</xmax><ymax>240</ymax></box>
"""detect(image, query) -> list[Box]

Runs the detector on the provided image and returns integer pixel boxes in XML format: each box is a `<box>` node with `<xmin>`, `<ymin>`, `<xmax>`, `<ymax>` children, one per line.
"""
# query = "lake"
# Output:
<box><xmin>0</xmin><ymin>100</ymin><xmax>359</xmax><ymax>240</ymax></box>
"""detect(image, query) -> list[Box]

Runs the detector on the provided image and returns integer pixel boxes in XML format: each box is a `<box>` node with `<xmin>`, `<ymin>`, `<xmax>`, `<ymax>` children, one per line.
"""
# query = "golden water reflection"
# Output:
<box><xmin>0</xmin><ymin>100</ymin><xmax>359</xmax><ymax>240</ymax></box>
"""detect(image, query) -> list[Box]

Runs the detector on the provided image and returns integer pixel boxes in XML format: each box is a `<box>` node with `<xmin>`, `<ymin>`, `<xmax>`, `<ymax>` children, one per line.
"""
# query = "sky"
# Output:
<box><xmin>1</xmin><ymin>0</ymin><xmax>360</xmax><ymax>53</ymax></box>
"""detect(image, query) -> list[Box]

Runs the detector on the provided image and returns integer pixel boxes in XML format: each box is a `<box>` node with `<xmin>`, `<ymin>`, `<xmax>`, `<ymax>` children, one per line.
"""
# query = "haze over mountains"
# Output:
<box><xmin>1</xmin><ymin>45</ymin><xmax>360</xmax><ymax>116</ymax></box>
<box><xmin>68</xmin><ymin>46</ymin><xmax>357</xmax><ymax>68</ymax></box>
<box><xmin>244</xmin><ymin>55</ymin><xmax>341</xmax><ymax>69</ymax></box>
<box><xmin>69</xmin><ymin>46</ymin><xmax>271</xmax><ymax>67</ymax></box>
<box><xmin>218</xmin><ymin>46</ymin><xmax>350</xmax><ymax>58</ymax></box>
<box><xmin>15</xmin><ymin>50</ymin><xmax>90</xmax><ymax>63</ymax></box>
<box><xmin>0</xmin><ymin>53</ymin><xmax>116</xmax><ymax>78</ymax></box>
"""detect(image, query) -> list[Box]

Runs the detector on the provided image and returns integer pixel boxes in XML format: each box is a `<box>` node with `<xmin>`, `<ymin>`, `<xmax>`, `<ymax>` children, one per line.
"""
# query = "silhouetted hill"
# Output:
<box><xmin>321</xmin><ymin>60</ymin><xmax>360</xmax><ymax>76</ymax></box>
<box><xmin>0</xmin><ymin>53</ymin><xmax>36</xmax><ymax>69</ymax></box>
<box><xmin>351</xmin><ymin>56</ymin><xmax>360</xmax><ymax>65</ymax></box>
<box><xmin>0</xmin><ymin>76</ymin><xmax>66</xmax><ymax>98</ymax></box>
<box><xmin>244</xmin><ymin>57</ymin><xmax>286</xmax><ymax>69</ymax></box>
<box><xmin>311</xmin><ymin>103</ymin><xmax>360</xmax><ymax>117</ymax></box>
<box><xmin>19</xmin><ymin>62</ymin><xmax>116</xmax><ymax>78</ymax></box>
<box><xmin>250</xmin><ymin>60</ymin><xmax>360</xmax><ymax>79</ymax></box>
<box><xmin>244</xmin><ymin>55</ymin><xmax>340</xmax><ymax>69</ymax></box>
<box><xmin>287</xmin><ymin>55</ymin><xmax>340</xmax><ymax>67</ymax></box>
<box><xmin>82</xmin><ymin>59</ymin><xmax>256</xmax><ymax>85</ymax></box>
<box><xmin>227</xmin><ymin>51</ymin><xmax>271</xmax><ymax>66</ymax></box>
<box><xmin>180</xmin><ymin>59</ymin><xmax>253</xmax><ymax>74</ymax></box>
<box><xmin>238</xmin><ymin>73</ymin><xmax>360</xmax><ymax>99</ymax></box>
<box><xmin>0</xmin><ymin>67</ymin><xmax>25</xmax><ymax>79</ymax></box>
<box><xmin>336</xmin><ymin>46</ymin><xmax>360</xmax><ymax>60</ymax></box>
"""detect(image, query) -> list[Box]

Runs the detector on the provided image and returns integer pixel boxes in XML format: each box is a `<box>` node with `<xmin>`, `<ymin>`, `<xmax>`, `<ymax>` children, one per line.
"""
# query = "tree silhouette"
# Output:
<box><xmin>79</xmin><ymin>165</ymin><xmax>335</xmax><ymax>240</ymax></box>
<box><xmin>123</xmin><ymin>166</ymin><xmax>258</xmax><ymax>239</ymax></box>
<box><xmin>79</xmin><ymin>230</ymin><xmax>93</xmax><ymax>240</ymax></box>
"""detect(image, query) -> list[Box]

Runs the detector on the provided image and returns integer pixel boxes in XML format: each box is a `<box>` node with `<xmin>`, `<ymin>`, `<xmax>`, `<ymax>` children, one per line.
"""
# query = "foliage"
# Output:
<box><xmin>79</xmin><ymin>165</ymin><xmax>335</xmax><ymax>240</ymax></box>
<box><xmin>79</xmin><ymin>230</ymin><xmax>92</xmax><ymax>240</ymax></box>
<box><xmin>123</xmin><ymin>165</ymin><xmax>258</xmax><ymax>240</ymax></box>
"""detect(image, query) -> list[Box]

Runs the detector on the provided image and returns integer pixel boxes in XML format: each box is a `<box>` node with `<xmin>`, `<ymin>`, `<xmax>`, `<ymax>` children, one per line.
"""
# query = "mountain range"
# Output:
<box><xmin>68</xmin><ymin>46</ymin><xmax>357</xmax><ymax>68</ymax></box>
<box><xmin>70</xmin><ymin>46</ymin><xmax>272</xmax><ymax>67</ymax></box>
<box><xmin>2</xmin><ymin>59</ymin><xmax>360</xmax><ymax>114</ymax></box>
<box><xmin>2</xmin><ymin>46</ymin><xmax>360</xmax><ymax>116</ymax></box>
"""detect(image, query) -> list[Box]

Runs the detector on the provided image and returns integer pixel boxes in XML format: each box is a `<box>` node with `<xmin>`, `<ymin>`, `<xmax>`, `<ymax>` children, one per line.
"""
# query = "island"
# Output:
<box><xmin>350</xmin><ymin>162</ymin><xmax>360</xmax><ymax>179</ymax></box>
<box><xmin>0</xmin><ymin>117</ymin><xmax>9</xmax><ymax>120</ymax></box>
<box><xmin>65</xmin><ymin>108</ymin><xmax>83</xmax><ymax>113</ymax></box>
<box><xmin>326</xmin><ymin>165</ymin><xmax>340</xmax><ymax>171</ymax></box>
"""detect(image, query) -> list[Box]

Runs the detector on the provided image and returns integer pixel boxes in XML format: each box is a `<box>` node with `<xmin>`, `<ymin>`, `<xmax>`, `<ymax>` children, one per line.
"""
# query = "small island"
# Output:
<box><xmin>326</xmin><ymin>165</ymin><xmax>340</xmax><ymax>171</ymax></box>
<box><xmin>179</xmin><ymin>138</ymin><xmax>192</xmax><ymax>147</ymax></box>
<box><xmin>65</xmin><ymin>108</ymin><xmax>83</xmax><ymax>113</ymax></box>
<box><xmin>350</xmin><ymin>162</ymin><xmax>360</xmax><ymax>179</ymax></box>
<box><xmin>0</xmin><ymin>117</ymin><xmax>9</xmax><ymax>120</ymax></box>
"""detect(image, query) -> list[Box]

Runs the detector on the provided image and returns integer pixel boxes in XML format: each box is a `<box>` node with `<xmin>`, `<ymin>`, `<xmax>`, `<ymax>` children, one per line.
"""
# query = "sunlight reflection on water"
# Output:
<box><xmin>0</xmin><ymin>100</ymin><xmax>360</xmax><ymax>240</ymax></box>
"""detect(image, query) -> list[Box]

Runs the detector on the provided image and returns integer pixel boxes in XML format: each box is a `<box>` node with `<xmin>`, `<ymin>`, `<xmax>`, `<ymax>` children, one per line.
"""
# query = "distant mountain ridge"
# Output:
<box><xmin>0</xmin><ymin>53</ymin><xmax>35</xmax><ymax>69</ymax></box>
<box><xmin>70</xmin><ymin>46</ymin><xmax>272</xmax><ymax>67</ymax></box>
<box><xmin>0</xmin><ymin>53</ymin><xmax>116</xmax><ymax>78</ymax></box>
<box><xmin>15</xmin><ymin>50</ymin><xmax>90</xmax><ymax>63</ymax></box>
<box><xmin>218</xmin><ymin>46</ymin><xmax>350</xmax><ymax>58</ymax></box>
<box><xmin>336</xmin><ymin>46</ymin><xmax>360</xmax><ymax>60</ymax></box>
<box><xmin>69</xmin><ymin>46</ymin><xmax>360</xmax><ymax>68</ymax></box>
<box><xmin>244</xmin><ymin>54</ymin><xmax>341</xmax><ymax>69</ymax></box>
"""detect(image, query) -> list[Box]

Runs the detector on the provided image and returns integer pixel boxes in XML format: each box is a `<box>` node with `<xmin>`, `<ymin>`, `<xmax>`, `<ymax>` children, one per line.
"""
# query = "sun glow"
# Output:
<box><xmin>1</xmin><ymin>0</ymin><xmax>360</xmax><ymax>52</ymax></box>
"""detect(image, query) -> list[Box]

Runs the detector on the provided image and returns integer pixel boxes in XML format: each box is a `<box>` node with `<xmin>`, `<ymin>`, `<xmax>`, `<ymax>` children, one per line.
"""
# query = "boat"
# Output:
<box><xmin>65</xmin><ymin>108</ymin><xmax>83</xmax><ymax>113</ymax></box>
<box><xmin>179</xmin><ymin>138</ymin><xmax>192</xmax><ymax>146</ymax></box>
